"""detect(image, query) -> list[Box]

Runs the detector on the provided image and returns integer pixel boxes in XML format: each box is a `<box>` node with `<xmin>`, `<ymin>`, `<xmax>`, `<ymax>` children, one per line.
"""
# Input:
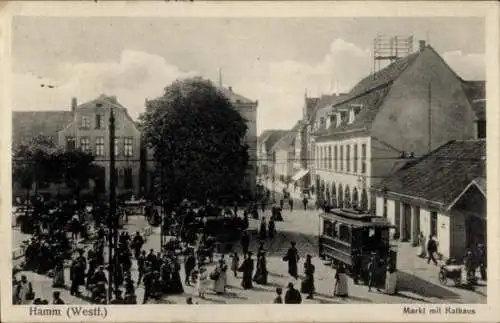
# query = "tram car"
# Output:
<box><xmin>318</xmin><ymin>208</ymin><xmax>397</xmax><ymax>284</ymax></box>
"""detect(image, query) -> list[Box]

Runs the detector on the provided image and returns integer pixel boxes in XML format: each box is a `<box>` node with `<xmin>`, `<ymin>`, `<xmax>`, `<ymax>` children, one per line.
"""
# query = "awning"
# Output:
<box><xmin>291</xmin><ymin>169</ymin><xmax>309</xmax><ymax>182</ymax></box>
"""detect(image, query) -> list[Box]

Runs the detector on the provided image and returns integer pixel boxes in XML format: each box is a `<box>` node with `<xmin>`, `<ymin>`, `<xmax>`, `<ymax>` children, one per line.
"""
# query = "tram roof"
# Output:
<box><xmin>319</xmin><ymin>208</ymin><xmax>394</xmax><ymax>228</ymax></box>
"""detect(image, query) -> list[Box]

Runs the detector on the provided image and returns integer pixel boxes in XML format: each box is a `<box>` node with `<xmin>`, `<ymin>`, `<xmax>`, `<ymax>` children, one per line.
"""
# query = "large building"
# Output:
<box><xmin>219</xmin><ymin>87</ymin><xmax>259</xmax><ymax>197</ymax></box>
<box><xmin>373</xmin><ymin>140</ymin><xmax>486</xmax><ymax>260</ymax></box>
<box><xmin>57</xmin><ymin>95</ymin><xmax>142</xmax><ymax>196</ymax></box>
<box><xmin>12</xmin><ymin>95</ymin><xmax>143</xmax><ymax>198</ymax></box>
<box><xmin>309</xmin><ymin>40</ymin><xmax>484</xmax><ymax>211</ymax></box>
<box><xmin>268</xmin><ymin>124</ymin><xmax>300</xmax><ymax>184</ymax></box>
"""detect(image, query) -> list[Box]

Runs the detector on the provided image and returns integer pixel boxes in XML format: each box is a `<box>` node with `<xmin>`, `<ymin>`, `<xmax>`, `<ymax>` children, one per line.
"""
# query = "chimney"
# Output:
<box><xmin>71</xmin><ymin>97</ymin><xmax>77</xmax><ymax>112</ymax></box>
<box><xmin>419</xmin><ymin>40</ymin><xmax>426</xmax><ymax>52</ymax></box>
<box><xmin>228</xmin><ymin>86</ymin><xmax>233</xmax><ymax>92</ymax></box>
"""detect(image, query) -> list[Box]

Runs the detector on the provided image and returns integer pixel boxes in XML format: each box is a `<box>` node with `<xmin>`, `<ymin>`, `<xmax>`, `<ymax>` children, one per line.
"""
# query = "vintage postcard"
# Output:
<box><xmin>0</xmin><ymin>1</ymin><xmax>499</xmax><ymax>322</ymax></box>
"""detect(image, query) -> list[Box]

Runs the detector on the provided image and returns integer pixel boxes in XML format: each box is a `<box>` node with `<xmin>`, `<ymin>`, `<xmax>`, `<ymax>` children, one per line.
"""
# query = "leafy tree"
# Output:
<box><xmin>60</xmin><ymin>150</ymin><xmax>96</xmax><ymax>202</ymax></box>
<box><xmin>139</xmin><ymin>77</ymin><xmax>249</xmax><ymax>204</ymax></box>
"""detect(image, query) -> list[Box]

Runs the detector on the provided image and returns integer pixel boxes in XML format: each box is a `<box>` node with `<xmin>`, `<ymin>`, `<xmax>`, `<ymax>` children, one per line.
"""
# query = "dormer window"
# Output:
<box><xmin>348</xmin><ymin>109</ymin><xmax>355</xmax><ymax>124</ymax></box>
<box><xmin>340</xmin><ymin>111</ymin><xmax>348</xmax><ymax>124</ymax></box>
<box><xmin>320</xmin><ymin>117</ymin><xmax>326</xmax><ymax>130</ymax></box>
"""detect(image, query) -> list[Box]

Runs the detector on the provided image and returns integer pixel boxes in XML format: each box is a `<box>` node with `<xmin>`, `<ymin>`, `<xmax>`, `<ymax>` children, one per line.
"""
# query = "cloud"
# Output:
<box><xmin>442</xmin><ymin>50</ymin><xmax>485</xmax><ymax>80</ymax></box>
<box><xmin>13</xmin><ymin>40</ymin><xmax>485</xmax><ymax>134</ymax></box>
<box><xmin>13</xmin><ymin>50</ymin><xmax>198</xmax><ymax>118</ymax></box>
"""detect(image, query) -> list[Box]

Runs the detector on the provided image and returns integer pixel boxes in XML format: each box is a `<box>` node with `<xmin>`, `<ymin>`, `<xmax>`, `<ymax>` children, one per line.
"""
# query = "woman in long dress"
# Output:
<box><xmin>52</xmin><ymin>257</ymin><xmax>65</xmax><ymax>288</ymax></box>
<box><xmin>253</xmin><ymin>253</ymin><xmax>268</xmax><ymax>285</ymax></box>
<box><xmin>417</xmin><ymin>232</ymin><xmax>427</xmax><ymax>258</ymax></box>
<box><xmin>196</xmin><ymin>267</ymin><xmax>209</xmax><ymax>298</ymax></box>
<box><xmin>300</xmin><ymin>255</ymin><xmax>315</xmax><ymax>299</ymax></box>
<box><xmin>385</xmin><ymin>263</ymin><xmax>397</xmax><ymax>295</ymax></box>
<box><xmin>230</xmin><ymin>252</ymin><xmax>240</xmax><ymax>277</ymax></box>
<box><xmin>333</xmin><ymin>264</ymin><xmax>348</xmax><ymax>297</ymax></box>
<box><xmin>212</xmin><ymin>261</ymin><xmax>226</xmax><ymax>294</ymax></box>
<box><xmin>169</xmin><ymin>257</ymin><xmax>184</xmax><ymax>294</ymax></box>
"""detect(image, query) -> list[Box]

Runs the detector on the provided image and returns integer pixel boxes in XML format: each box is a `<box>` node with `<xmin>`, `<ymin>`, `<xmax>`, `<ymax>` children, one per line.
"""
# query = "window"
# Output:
<box><xmin>346</xmin><ymin>145</ymin><xmax>351</xmax><ymax>172</ymax></box>
<box><xmin>320</xmin><ymin>117</ymin><xmax>326</xmax><ymax>130</ymax></box>
<box><xmin>334</xmin><ymin>145</ymin><xmax>338</xmax><ymax>171</ymax></box>
<box><xmin>114</xmin><ymin>138</ymin><xmax>120</xmax><ymax>156</ymax></box>
<box><xmin>95</xmin><ymin>114</ymin><xmax>102</xmax><ymax>129</ymax></box>
<box><xmin>95</xmin><ymin>137</ymin><xmax>104</xmax><ymax>156</ymax></box>
<box><xmin>430</xmin><ymin>211</ymin><xmax>438</xmax><ymax>237</ymax></box>
<box><xmin>383</xmin><ymin>197</ymin><xmax>388</xmax><ymax>218</ymax></box>
<box><xmin>338</xmin><ymin>224</ymin><xmax>351</xmax><ymax>243</ymax></box>
<box><xmin>323</xmin><ymin>147</ymin><xmax>327</xmax><ymax>169</ymax></box>
<box><xmin>329</xmin><ymin>115</ymin><xmax>335</xmax><ymax>126</ymax></box>
<box><xmin>361</xmin><ymin>144</ymin><xmax>367</xmax><ymax>174</ymax></box>
<box><xmin>340</xmin><ymin>146</ymin><xmax>344</xmax><ymax>171</ymax></box>
<box><xmin>81</xmin><ymin>116</ymin><xmax>90</xmax><ymax>129</ymax></box>
<box><xmin>319</xmin><ymin>147</ymin><xmax>323</xmax><ymax>169</ymax></box>
<box><xmin>323</xmin><ymin>220</ymin><xmax>333</xmax><ymax>237</ymax></box>
<box><xmin>353</xmin><ymin>144</ymin><xmax>358</xmax><ymax>173</ymax></box>
<box><xmin>66</xmin><ymin>136</ymin><xmax>75</xmax><ymax>151</ymax></box>
<box><xmin>328</xmin><ymin>146</ymin><xmax>332</xmax><ymax>170</ymax></box>
<box><xmin>80</xmin><ymin>137</ymin><xmax>90</xmax><ymax>152</ymax></box>
<box><xmin>124</xmin><ymin>167</ymin><xmax>133</xmax><ymax>189</ymax></box>
<box><xmin>124</xmin><ymin>137</ymin><xmax>133</xmax><ymax>157</ymax></box>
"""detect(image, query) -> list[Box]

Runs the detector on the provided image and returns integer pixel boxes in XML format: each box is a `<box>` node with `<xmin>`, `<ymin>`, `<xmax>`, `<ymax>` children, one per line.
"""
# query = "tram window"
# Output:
<box><xmin>334</xmin><ymin>222</ymin><xmax>340</xmax><ymax>238</ymax></box>
<box><xmin>323</xmin><ymin>220</ymin><xmax>333</xmax><ymax>237</ymax></box>
<box><xmin>338</xmin><ymin>224</ymin><xmax>351</xmax><ymax>243</ymax></box>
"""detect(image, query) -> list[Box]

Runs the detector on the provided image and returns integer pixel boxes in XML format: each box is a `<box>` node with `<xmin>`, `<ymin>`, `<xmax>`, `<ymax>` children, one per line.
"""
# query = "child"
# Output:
<box><xmin>273</xmin><ymin>287</ymin><xmax>283</xmax><ymax>303</ymax></box>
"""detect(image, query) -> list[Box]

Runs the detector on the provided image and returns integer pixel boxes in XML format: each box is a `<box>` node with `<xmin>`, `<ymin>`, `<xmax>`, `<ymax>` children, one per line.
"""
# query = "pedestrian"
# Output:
<box><xmin>238</xmin><ymin>252</ymin><xmax>254</xmax><ymax>290</ymax></box>
<box><xmin>230</xmin><ymin>252</ymin><xmax>240</xmax><ymax>277</ymax></box>
<box><xmin>280</xmin><ymin>198</ymin><xmax>284</xmax><ymax>210</ymax></box>
<box><xmin>253</xmin><ymin>252</ymin><xmax>268</xmax><ymax>285</ymax></box>
<box><xmin>302</xmin><ymin>197</ymin><xmax>308</xmax><ymax>210</ymax></box>
<box><xmin>137</xmin><ymin>250</ymin><xmax>146</xmax><ymax>285</ymax></box>
<box><xmin>352</xmin><ymin>249</ymin><xmax>362</xmax><ymax>285</ymax></box>
<box><xmin>15</xmin><ymin>275</ymin><xmax>34</xmax><ymax>305</ymax></box>
<box><xmin>170</xmin><ymin>257</ymin><xmax>184</xmax><ymax>294</ymax></box>
<box><xmin>334</xmin><ymin>263</ymin><xmax>349</xmax><ymax>297</ymax></box>
<box><xmin>131</xmin><ymin>231</ymin><xmax>144</xmax><ymax>259</ymax></box>
<box><xmin>241</xmin><ymin>230</ymin><xmax>250</xmax><ymax>255</ymax></box>
<box><xmin>259</xmin><ymin>217</ymin><xmax>267</xmax><ymax>241</ymax></box>
<box><xmin>289</xmin><ymin>198</ymin><xmax>294</xmax><ymax>212</ymax></box>
<box><xmin>384</xmin><ymin>262</ymin><xmax>397</xmax><ymax>295</ymax></box>
<box><xmin>273</xmin><ymin>287</ymin><xmax>283</xmax><ymax>303</ymax></box>
<box><xmin>142</xmin><ymin>266</ymin><xmax>153</xmax><ymax>304</ymax></box>
<box><xmin>417</xmin><ymin>232</ymin><xmax>426</xmax><ymax>258</ymax></box>
<box><xmin>268</xmin><ymin>218</ymin><xmax>276</xmax><ymax>239</ymax></box>
<box><xmin>196</xmin><ymin>266</ymin><xmax>209</xmax><ymax>298</ymax></box>
<box><xmin>184</xmin><ymin>249</ymin><xmax>196</xmax><ymax>286</ymax></box>
<box><xmin>211</xmin><ymin>261</ymin><xmax>225</xmax><ymax>295</ymax></box>
<box><xmin>283</xmin><ymin>242</ymin><xmax>300</xmax><ymax>279</ymax></box>
<box><xmin>367</xmin><ymin>254</ymin><xmax>380</xmax><ymax>292</ymax></box>
<box><xmin>284</xmin><ymin>282</ymin><xmax>302</xmax><ymax>304</ymax></box>
<box><xmin>300</xmin><ymin>255</ymin><xmax>315</xmax><ymax>299</ymax></box>
<box><xmin>52</xmin><ymin>257</ymin><xmax>65</xmax><ymax>288</ymax></box>
<box><xmin>261</xmin><ymin>199</ymin><xmax>266</xmax><ymax>213</ymax></box>
<box><xmin>476</xmin><ymin>243</ymin><xmax>487</xmax><ymax>281</ymax></box>
<box><xmin>426</xmin><ymin>235</ymin><xmax>438</xmax><ymax>265</ymax></box>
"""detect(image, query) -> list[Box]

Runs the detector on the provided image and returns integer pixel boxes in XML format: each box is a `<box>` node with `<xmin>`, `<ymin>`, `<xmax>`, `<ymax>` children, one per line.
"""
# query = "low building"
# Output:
<box><xmin>373</xmin><ymin>140</ymin><xmax>486</xmax><ymax>260</ymax></box>
<box><xmin>257</xmin><ymin>130</ymin><xmax>288</xmax><ymax>177</ymax></box>
<box><xmin>269</xmin><ymin>124</ymin><xmax>300</xmax><ymax>184</ymax></box>
<box><xmin>312</xmin><ymin>40</ymin><xmax>483</xmax><ymax>211</ymax></box>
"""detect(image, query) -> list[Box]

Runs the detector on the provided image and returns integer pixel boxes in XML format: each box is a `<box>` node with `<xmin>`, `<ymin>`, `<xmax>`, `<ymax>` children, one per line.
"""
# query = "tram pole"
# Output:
<box><xmin>107</xmin><ymin>110</ymin><xmax>117</xmax><ymax>303</ymax></box>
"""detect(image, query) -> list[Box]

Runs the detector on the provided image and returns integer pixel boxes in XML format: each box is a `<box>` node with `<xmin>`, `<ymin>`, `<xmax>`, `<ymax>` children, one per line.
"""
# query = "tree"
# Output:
<box><xmin>139</xmin><ymin>77</ymin><xmax>249</xmax><ymax>204</ymax></box>
<box><xmin>60</xmin><ymin>150</ymin><xmax>96</xmax><ymax>202</ymax></box>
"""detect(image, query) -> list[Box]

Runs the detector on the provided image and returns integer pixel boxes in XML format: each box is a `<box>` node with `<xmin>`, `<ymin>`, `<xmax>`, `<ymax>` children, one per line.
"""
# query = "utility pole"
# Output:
<box><xmin>428</xmin><ymin>81</ymin><xmax>432</xmax><ymax>153</ymax></box>
<box><xmin>107</xmin><ymin>109</ymin><xmax>117</xmax><ymax>303</ymax></box>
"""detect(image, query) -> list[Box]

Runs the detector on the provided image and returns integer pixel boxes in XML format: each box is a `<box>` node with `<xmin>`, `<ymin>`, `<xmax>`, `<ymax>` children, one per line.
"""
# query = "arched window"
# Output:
<box><xmin>338</xmin><ymin>184</ymin><xmax>343</xmax><ymax>207</ymax></box>
<box><xmin>352</xmin><ymin>187</ymin><xmax>359</xmax><ymax>209</ymax></box>
<box><xmin>361</xmin><ymin>189</ymin><xmax>369</xmax><ymax>210</ymax></box>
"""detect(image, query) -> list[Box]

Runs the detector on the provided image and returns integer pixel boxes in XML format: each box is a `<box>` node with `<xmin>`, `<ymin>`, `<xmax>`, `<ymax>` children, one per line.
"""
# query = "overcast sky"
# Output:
<box><xmin>12</xmin><ymin>16</ymin><xmax>485</xmax><ymax>134</ymax></box>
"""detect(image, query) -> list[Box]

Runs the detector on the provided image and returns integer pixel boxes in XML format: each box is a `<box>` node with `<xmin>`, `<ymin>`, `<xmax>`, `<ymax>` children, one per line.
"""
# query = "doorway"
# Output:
<box><xmin>466</xmin><ymin>215</ymin><xmax>486</xmax><ymax>249</ymax></box>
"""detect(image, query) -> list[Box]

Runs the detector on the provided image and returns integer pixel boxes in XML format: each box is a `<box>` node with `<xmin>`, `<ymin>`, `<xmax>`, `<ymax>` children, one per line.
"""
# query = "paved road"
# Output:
<box><xmin>14</xmin><ymin>208</ymin><xmax>486</xmax><ymax>305</ymax></box>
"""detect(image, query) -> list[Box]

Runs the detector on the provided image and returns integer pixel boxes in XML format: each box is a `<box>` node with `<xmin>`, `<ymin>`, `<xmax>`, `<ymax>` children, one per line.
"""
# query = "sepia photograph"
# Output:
<box><xmin>0</xmin><ymin>1</ymin><xmax>498</xmax><ymax>323</ymax></box>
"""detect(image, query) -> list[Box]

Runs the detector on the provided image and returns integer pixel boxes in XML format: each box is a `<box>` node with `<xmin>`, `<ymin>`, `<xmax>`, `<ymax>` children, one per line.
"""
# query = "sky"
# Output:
<box><xmin>12</xmin><ymin>16</ymin><xmax>485</xmax><ymax>134</ymax></box>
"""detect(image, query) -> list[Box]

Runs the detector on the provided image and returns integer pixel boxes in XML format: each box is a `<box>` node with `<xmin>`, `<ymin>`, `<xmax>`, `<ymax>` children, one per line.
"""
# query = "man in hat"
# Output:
<box><xmin>284</xmin><ymin>242</ymin><xmax>300</xmax><ymax>279</ymax></box>
<box><xmin>284</xmin><ymin>282</ymin><xmax>302</xmax><ymax>304</ymax></box>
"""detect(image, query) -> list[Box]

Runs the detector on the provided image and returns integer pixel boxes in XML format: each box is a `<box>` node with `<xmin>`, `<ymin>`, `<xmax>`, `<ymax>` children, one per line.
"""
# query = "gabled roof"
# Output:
<box><xmin>219</xmin><ymin>87</ymin><xmax>255</xmax><ymax>105</ymax></box>
<box><xmin>316</xmin><ymin>50</ymin><xmax>422</xmax><ymax>140</ymax></box>
<box><xmin>379</xmin><ymin>140</ymin><xmax>486</xmax><ymax>206</ymax></box>
<box><xmin>12</xmin><ymin>111</ymin><xmax>73</xmax><ymax>147</ymax></box>
<box><xmin>308</xmin><ymin>94</ymin><xmax>347</xmax><ymax>125</ymax></box>
<box><xmin>461</xmin><ymin>80</ymin><xmax>486</xmax><ymax>120</ymax></box>
<box><xmin>269</xmin><ymin>123</ymin><xmax>300</xmax><ymax>152</ymax></box>
<box><xmin>259</xmin><ymin>130</ymin><xmax>289</xmax><ymax>152</ymax></box>
<box><xmin>446</xmin><ymin>177</ymin><xmax>486</xmax><ymax>211</ymax></box>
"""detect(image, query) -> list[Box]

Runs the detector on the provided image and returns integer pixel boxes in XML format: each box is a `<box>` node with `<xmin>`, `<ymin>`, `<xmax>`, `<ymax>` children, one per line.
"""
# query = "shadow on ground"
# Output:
<box><xmin>397</xmin><ymin>271</ymin><xmax>461</xmax><ymax>300</ymax></box>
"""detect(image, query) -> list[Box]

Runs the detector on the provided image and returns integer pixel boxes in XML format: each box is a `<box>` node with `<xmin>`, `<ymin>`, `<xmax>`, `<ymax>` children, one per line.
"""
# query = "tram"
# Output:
<box><xmin>318</xmin><ymin>208</ymin><xmax>397</xmax><ymax>284</ymax></box>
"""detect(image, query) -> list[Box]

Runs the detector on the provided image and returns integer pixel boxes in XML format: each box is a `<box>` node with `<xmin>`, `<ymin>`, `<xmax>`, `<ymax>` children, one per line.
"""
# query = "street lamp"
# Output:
<box><xmin>107</xmin><ymin>109</ymin><xmax>118</xmax><ymax>303</ymax></box>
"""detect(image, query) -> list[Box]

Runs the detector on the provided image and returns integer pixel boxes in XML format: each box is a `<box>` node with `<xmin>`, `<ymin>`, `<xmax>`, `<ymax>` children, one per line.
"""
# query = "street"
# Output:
<box><xmin>13</xmin><ymin>206</ymin><xmax>486</xmax><ymax>305</ymax></box>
